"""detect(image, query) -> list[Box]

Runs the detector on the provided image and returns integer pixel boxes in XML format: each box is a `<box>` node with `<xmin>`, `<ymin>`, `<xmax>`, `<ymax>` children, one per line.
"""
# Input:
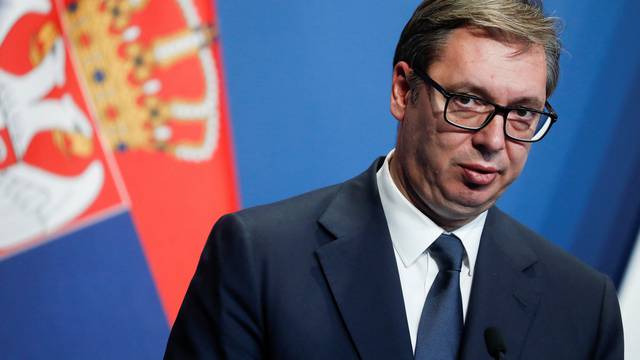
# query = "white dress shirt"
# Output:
<box><xmin>376</xmin><ymin>149</ymin><xmax>487</xmax><ymax>353</ymax></box>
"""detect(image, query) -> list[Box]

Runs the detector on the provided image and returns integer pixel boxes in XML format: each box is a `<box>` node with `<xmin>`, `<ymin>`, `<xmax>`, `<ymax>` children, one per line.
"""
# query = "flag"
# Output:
<box><xmin>0</xmin><ymin>0</ymin><xmax>238</xmax><ymax>357</ymax></box>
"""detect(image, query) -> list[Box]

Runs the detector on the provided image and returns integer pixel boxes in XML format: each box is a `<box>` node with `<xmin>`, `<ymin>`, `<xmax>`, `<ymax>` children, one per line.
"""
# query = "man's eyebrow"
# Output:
<box><xmin>445</xmin><ymin>82</ymin><xmax>545</xmax><ymax>109</ymax></box>
<box><xmin>508</xmin><ymin>96</ymin><xmax>545</xmax><ymax>109</ymax></box>
<box><xmin>446</xmin><ymin>82</ymin><xmax>493</xmax><ymax>99</ymax></box>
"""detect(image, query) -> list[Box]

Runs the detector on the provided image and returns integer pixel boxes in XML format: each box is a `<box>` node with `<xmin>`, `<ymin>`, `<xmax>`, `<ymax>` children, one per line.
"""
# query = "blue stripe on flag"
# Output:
<box><xmin>0</xmin><ymin>212</ymin><xmax>168</xmax><ymax>359</ymax></box>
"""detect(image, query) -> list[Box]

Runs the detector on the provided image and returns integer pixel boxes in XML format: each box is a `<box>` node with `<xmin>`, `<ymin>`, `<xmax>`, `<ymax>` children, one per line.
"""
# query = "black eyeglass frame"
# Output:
<box><xmin>411</xmin><ymin>68</ymin><xmax>558</xmax><ymax>142</ymax></box>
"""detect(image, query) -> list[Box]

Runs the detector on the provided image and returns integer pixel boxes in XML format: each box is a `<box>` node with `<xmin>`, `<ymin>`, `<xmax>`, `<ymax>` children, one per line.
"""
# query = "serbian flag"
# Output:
<box><xmin>0</xmin><ymin>0</ymin><xmax>238</xmax><ymax>358</ymax></box>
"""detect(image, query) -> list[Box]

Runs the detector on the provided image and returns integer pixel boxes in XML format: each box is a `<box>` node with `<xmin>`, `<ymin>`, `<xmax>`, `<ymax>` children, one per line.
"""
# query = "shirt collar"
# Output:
<box><xmin>376</xmin><ymin>149</ymin><xmax>486</xmax><ymax>275</ymax></box>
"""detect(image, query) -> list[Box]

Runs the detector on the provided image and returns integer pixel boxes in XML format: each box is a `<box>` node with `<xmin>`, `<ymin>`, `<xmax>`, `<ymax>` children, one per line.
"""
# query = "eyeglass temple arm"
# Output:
<box><xmin>545</xmin><ymin>101</ymin><xmax>558</xmax><ymax>120</ymax></box>
<box><xmin>412</xmin><ymin>68</ymin><xmax>451</xmax><ymax>96</ymax></box>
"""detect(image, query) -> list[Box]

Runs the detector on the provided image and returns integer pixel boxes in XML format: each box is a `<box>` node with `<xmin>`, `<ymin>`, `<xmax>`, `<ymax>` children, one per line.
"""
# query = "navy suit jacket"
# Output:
<box><xmin>165</xmin><ymin>158</ymin><xmax>623</xmax><ymax>359</ymax></box>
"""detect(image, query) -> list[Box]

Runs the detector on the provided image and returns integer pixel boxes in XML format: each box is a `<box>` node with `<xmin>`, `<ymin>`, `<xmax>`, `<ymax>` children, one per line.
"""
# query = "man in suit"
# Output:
<box><xmin>165</xmin><ymin>0</ymin><xmax>624</xmax><ymax>359</ymax></box>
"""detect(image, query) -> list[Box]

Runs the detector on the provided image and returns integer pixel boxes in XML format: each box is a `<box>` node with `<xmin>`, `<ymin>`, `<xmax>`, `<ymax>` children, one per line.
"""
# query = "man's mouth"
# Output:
<box><xmin>460</xmin><ymin>164</ymin><xmax>499</xmax><ymax>186</ymax></box>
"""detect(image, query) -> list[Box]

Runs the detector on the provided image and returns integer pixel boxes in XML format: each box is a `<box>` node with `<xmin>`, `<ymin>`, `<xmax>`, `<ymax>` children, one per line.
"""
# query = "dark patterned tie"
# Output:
<box><xmin>414</xmin><ymin>233</ymin><xmax>465</xmax><ymax>360</ymax></box>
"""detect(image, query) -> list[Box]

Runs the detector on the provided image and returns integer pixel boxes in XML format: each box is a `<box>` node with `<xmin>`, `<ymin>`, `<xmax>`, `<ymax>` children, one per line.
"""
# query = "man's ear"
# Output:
<box><xmin>390</xmin><ymin>61</ymin><xmax>413</xmax><ymax>122</ymax></box>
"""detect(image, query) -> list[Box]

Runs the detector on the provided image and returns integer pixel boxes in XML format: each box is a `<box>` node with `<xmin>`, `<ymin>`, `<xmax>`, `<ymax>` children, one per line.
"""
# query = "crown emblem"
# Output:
<box><xmin>62</xmin><ymin>0</ymin><xmax>221</xmax><ymax>162</ymax></box>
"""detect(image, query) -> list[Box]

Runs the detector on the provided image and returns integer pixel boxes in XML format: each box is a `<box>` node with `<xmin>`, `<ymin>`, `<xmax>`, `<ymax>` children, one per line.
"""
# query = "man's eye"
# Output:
<box><xmin>511</xmin><ymin>108</ymin><xmax>540</xmax><ymax>121</ymax></box>
<box><xmin>454</xmin><ymin>96</ymin><xmax>477</xmax><ymax>107</ymax></box>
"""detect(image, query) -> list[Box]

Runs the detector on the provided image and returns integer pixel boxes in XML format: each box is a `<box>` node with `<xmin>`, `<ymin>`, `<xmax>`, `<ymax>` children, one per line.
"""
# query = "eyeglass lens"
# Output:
<box><xmin>446</xmin><ymin>95</ymin><xmax>551</xmax><ymax>141</ymax></box>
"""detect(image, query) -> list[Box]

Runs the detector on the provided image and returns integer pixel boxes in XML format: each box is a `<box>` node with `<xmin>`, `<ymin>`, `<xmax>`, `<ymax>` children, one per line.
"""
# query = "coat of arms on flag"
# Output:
<box><xmin>0</xmin><ymin>0</ymin><xmax>125</xmax><ymax>256</ymax></box>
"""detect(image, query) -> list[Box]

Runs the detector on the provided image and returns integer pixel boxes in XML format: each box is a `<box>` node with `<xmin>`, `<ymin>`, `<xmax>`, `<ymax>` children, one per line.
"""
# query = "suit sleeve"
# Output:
<box><xmin>164</xmin><ymin>213</ymin><xmax>264</xmax><ymax>359</ymax></box>
<box><xmin>593</xmin><ymin>275</ymin><xmax>624</xmax><ymax>360</ymax></box>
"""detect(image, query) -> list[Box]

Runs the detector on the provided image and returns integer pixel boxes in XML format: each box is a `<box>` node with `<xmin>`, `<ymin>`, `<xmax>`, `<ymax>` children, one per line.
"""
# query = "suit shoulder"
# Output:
<box><xmin>211</xmin><ymin>182</ymin><xmax>344</xmax><ymax>254</ymax></box>
<box><xmin>493</xmin><ymin>208</ymin><xmax>607</xmax><ymax>285</ymax></box>
<box><xmin>234</xmin><ymin>182</ymin><xmax>342</xmax><ymax>228</ymax></box>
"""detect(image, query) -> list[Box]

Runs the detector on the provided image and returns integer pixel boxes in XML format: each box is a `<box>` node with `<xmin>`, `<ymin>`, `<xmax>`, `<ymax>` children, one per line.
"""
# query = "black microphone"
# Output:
<box><xmin>484</xmin><ymin>327</ymin><xmax>507</xmax><ymax>360</ymax></box>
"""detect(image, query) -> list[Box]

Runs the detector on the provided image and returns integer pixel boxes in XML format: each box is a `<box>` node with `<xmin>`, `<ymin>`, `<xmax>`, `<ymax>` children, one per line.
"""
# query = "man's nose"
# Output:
<box><xmin>471</xmin><ymin>113</ymin><xmax>506</xmax><ymax>154</ymax></box>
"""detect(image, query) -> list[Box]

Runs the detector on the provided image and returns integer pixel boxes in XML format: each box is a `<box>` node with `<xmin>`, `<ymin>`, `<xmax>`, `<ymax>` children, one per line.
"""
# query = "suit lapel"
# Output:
<box><xmin>459</xmin><ymin>207</ymin><xmax>542</xmax><ymax>360</ymax></box>
<box><xmin>315</xmin><ymin>159</ymin><xmax>413</xmax><ymax>360</ymax></box>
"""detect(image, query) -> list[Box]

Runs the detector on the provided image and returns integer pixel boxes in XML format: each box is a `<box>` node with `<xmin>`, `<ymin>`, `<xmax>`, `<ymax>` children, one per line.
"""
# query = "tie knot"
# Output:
<box><xmin>429</xmin><ymin>233</ymin><xmax>465</xmax><ymax>272</ymax></box>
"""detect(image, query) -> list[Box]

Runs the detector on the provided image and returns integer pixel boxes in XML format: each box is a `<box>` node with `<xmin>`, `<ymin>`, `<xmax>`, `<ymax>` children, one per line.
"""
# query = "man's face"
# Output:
<box><xmin>390</xmin><ymin>27</ymin><xmax>548</xmax><ymax>229</ymax></box>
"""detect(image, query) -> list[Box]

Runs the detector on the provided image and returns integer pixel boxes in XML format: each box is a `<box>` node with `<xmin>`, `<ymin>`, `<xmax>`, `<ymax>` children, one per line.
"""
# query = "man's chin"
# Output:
<box><xmin>444</xmin><ymin>191</ymin><xmax>497</xmax><ymax>218</ymax></box>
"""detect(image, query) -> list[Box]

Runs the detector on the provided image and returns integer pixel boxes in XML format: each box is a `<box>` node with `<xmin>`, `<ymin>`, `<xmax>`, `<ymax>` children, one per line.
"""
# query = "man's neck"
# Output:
<box><xmin>388</xmin><ymin>154</ymin><xmax>478</xmax><ymax>232</ymax></box>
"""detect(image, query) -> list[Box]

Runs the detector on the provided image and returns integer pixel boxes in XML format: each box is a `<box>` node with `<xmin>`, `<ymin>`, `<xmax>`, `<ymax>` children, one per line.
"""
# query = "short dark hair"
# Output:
<box><xmin>393</xmin><ymin>0</ymin><xmax>562</xmax><ymax>96</ymax></box>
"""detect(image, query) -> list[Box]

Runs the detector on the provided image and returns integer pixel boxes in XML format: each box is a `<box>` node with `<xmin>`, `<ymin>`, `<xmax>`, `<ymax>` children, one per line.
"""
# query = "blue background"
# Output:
<box><xmin>219</xmin><ymin>0</ymin><xmax>640</xmax><ymax>284</ymax></box>
<box><xmin>2</xmin><ymin>1</ymin><xmax>638</xmax><ymax>358</ymax></box>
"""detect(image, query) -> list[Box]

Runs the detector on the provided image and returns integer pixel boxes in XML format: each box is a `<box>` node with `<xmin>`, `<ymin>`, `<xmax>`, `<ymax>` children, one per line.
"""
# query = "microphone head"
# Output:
<box><xmin>484</xmin><ymin>327</ymin><xmax>507</xmax><ymax>357</ymax></box>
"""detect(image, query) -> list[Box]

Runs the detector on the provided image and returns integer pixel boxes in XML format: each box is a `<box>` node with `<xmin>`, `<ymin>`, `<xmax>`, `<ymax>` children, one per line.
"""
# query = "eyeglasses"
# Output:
<box><xmin>412</xmin><ymin>68</ymin><xmax>558</xmax><ymax>142</ymax></box>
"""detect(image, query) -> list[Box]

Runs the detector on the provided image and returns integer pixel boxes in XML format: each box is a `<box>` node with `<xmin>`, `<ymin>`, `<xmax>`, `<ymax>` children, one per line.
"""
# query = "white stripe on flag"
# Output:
<box><xmin>621</xmin><ymin>229</ymin><xmax>640</xmax><ymax>359</ymax></box>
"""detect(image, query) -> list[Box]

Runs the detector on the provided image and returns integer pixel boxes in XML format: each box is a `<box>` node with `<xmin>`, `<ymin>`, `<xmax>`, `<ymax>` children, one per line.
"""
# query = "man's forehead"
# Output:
<box><xmin>431</xmin><ymin>27</ymin><xmax>547</xmax><ymax>103</ymax></box>
<box><xmin>439</xmin><ymin>27</ymin><xmax>546</xmax><ymax>64</ymax></box>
